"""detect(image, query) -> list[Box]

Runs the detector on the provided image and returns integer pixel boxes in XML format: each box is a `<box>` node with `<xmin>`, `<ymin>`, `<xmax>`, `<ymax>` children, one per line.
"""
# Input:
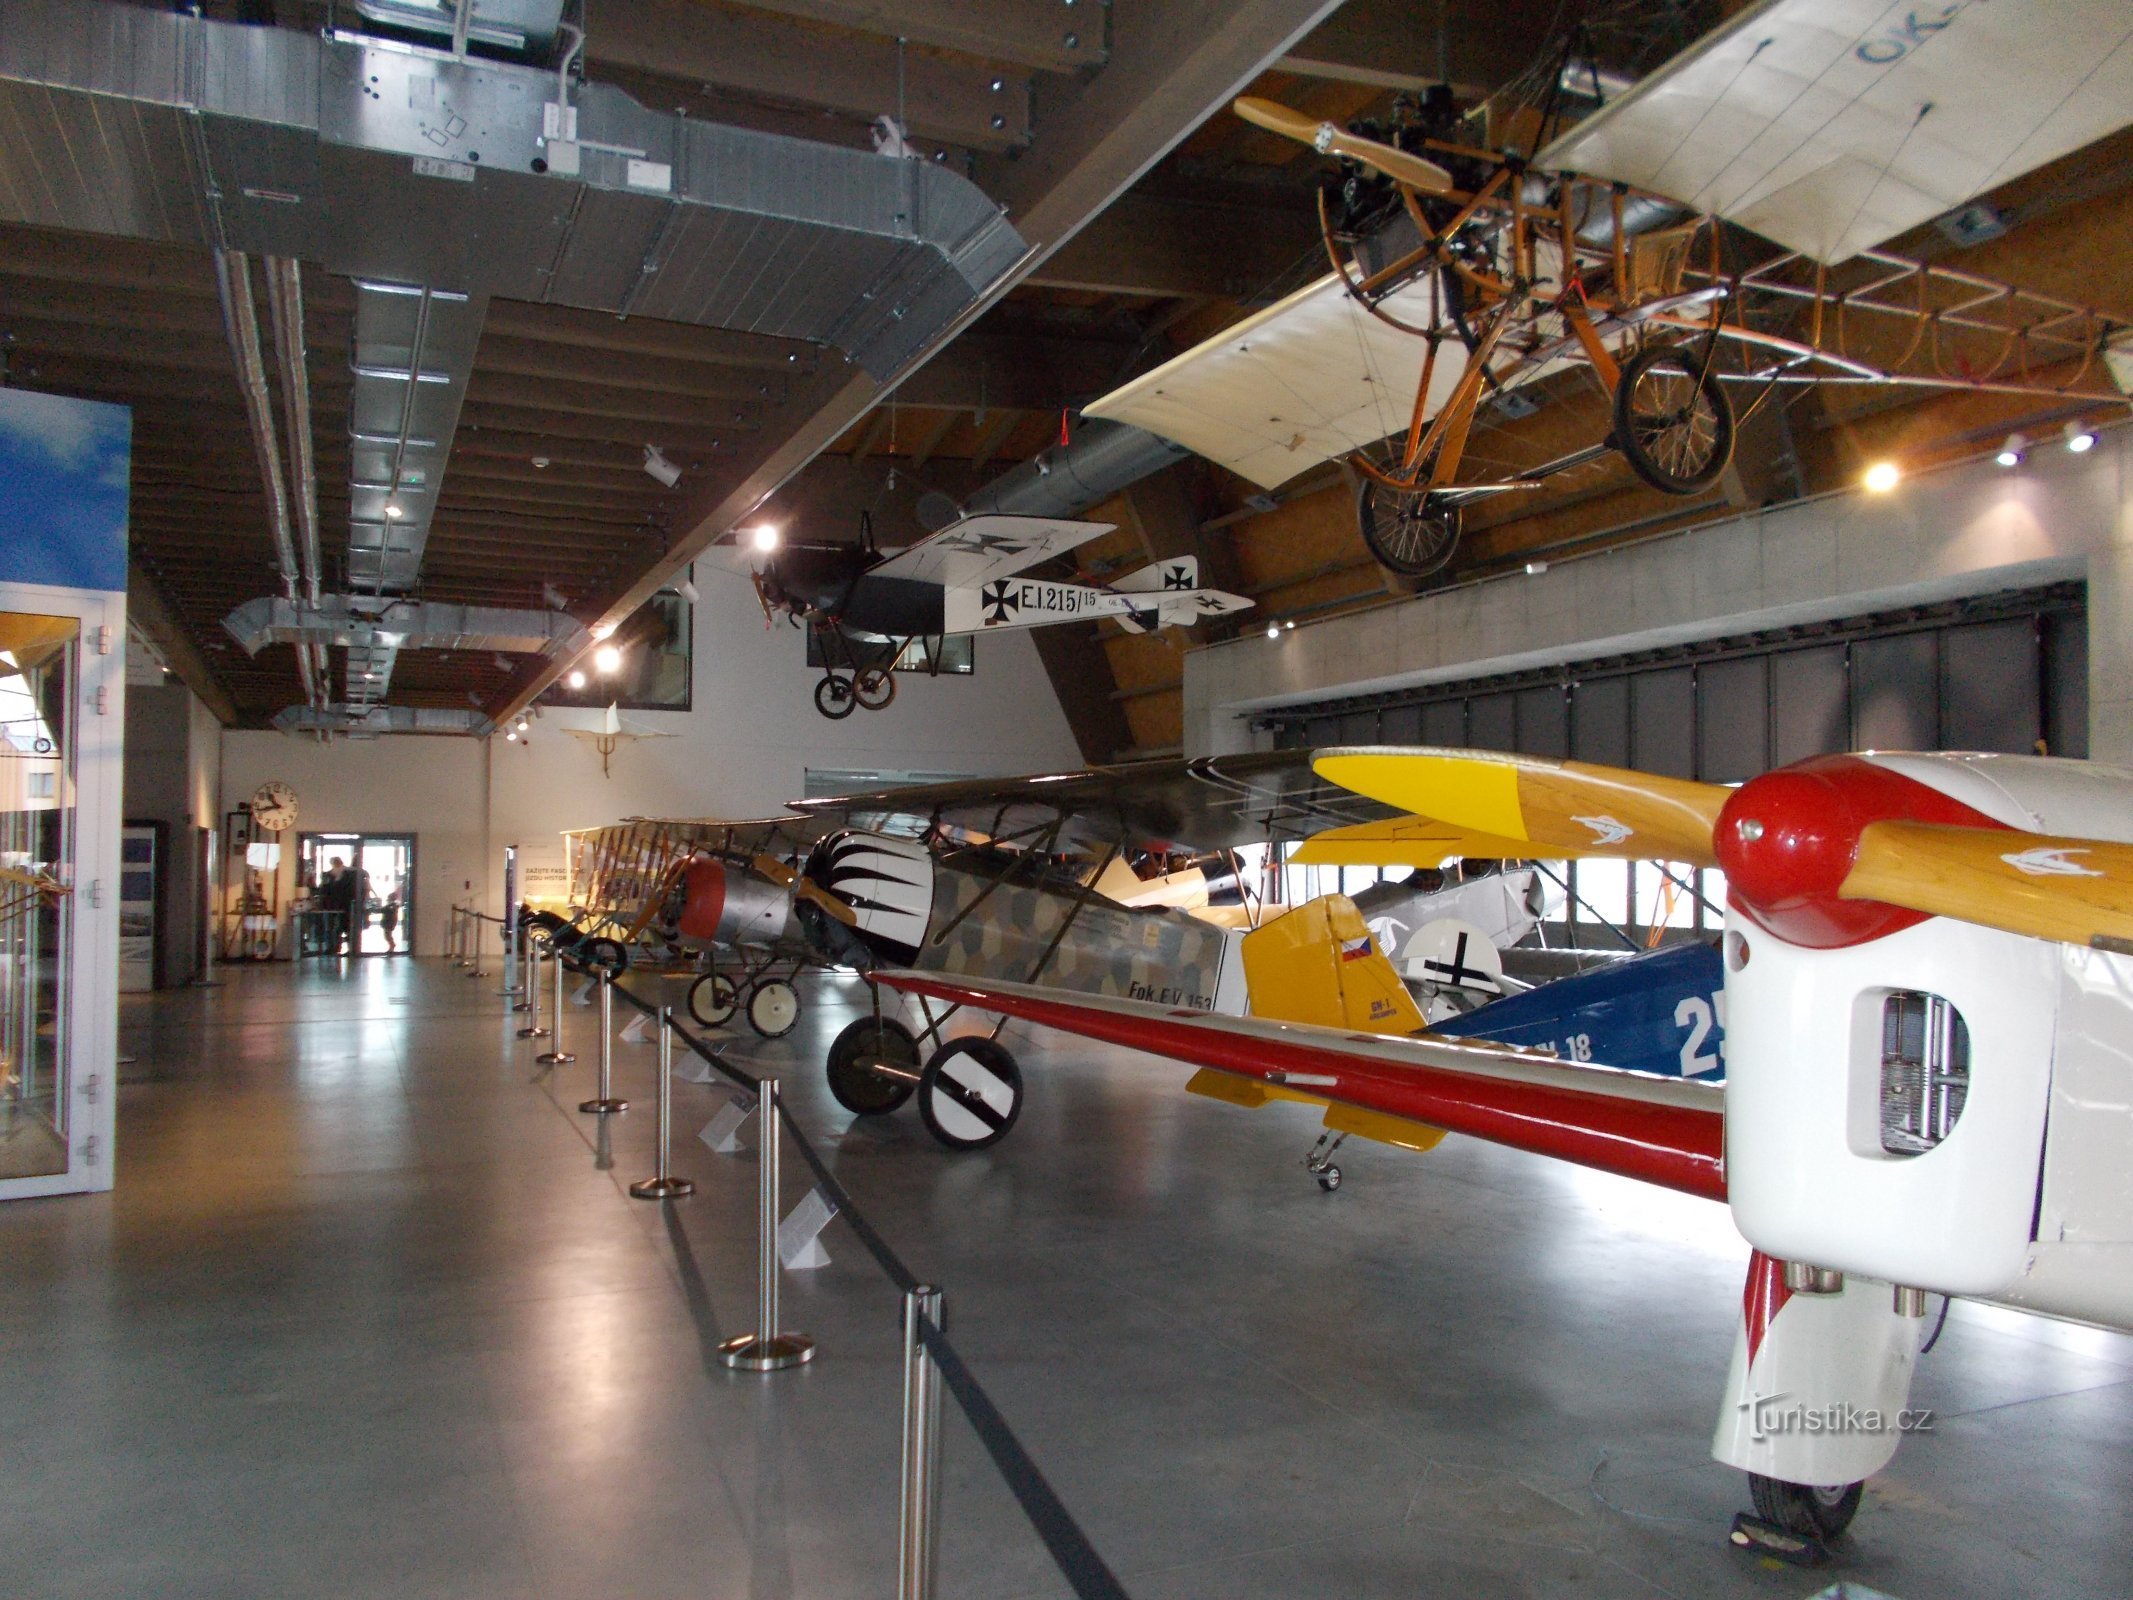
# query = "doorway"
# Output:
<box><xmin>297</xmin><ymin>833</ymin><xmax>416</xmax><ymax>955</ymax></box>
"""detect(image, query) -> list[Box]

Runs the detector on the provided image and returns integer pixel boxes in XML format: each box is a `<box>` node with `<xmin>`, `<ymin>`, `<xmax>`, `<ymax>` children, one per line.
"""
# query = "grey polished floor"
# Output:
<box><xmin>1</xmin><ymin>957</ymin><xmax>2126</xmax><ymax>1599</ymax></box>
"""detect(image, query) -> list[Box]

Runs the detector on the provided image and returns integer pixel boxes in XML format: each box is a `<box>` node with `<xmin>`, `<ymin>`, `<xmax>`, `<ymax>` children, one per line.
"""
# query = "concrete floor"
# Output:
<box><xmin>1</xmin><ymin>956</ymin><xmax>2127</xmax><ymax>1600</ymax></box>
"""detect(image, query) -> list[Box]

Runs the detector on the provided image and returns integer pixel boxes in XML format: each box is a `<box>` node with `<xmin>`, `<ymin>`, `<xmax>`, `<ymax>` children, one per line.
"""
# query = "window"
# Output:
<box><xmin>806</xmin><ymin>629</ymin><xmax>974</xmax><ymax>676</ymax></box>
<box><xmin>542</xmin><ymin>588</ymin><xmax>692</xmax><ymax>712</ymax></box>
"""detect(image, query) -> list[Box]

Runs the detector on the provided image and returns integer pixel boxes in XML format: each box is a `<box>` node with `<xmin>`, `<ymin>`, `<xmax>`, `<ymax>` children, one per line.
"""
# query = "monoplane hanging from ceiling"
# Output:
<box><xmin>1085</xmin><ymin>0</ymin><xmax>2133</xmax><ymax>577</ymax></box>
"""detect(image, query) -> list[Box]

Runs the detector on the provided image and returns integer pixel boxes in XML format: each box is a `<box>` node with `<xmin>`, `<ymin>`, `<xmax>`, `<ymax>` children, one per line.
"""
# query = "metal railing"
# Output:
<box><xmin>518</xmin><ymin>945</ymin><xmax>1132</xmax><ymax>1600</ymax></box>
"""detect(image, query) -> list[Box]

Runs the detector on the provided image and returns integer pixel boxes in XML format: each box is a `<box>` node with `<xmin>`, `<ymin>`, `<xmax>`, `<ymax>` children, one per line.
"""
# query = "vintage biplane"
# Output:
<box><xmin>873</xmin><ymin>742</ymin><xmax>2133</xmax><ymax>1548</ymax></box>
<box><xmin>752</xmin><ymin>512</ymin><xmax>1251</xmax><ymax>719</ymax></box>
<box><xmin>1086</xmin><ymin>0</ymin><xmax>2133</xmax><ymax>576</ymax></box>
<box><xmin>555</xmin><ymin>815</ymin><xmax>854</xmax><ymax>1037</ymax></box>
<box><xmin>783</xmin><ymin>753</ymin><xmax>1729</xmax><ymax>1169</ymax></box>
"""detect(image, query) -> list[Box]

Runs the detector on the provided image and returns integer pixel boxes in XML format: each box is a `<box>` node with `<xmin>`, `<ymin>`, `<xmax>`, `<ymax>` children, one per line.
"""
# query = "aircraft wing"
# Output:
<box><xmin>786</xmin><ymin>749</ymin><xmax>1404</xmax><ymax>854</ymax></box>
<box><xmin>875</xmin><ymin>969</ymin><xmax>1727</xmax><ymax>1200</ymax></box>
<box><xmin>865</xmin><ymin>514</ymin><xmax>1114</xmax><ymax>590</ymax></box>
<box><xmin>1538</xmin><ymin>0</ymin><xmax>2133</xmax><ymax>264</ymax></box>
<box><xmin>1083</xmin><ymin>271</ymin><xmax>1465</xmax><ymax>490</ymax></box>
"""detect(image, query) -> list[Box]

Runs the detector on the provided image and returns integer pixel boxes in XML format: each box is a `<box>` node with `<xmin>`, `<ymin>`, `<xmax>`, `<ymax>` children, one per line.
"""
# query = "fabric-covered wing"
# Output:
<box><xmin>786</xmin><ymin>750</ymin><xmax>1404</xmax><ymax>854</ymax></box>
<box><xmin>866</xmin><ymin>514</ymin><xmax>1114</xmax><ymax>589</ymax></box>
<box><xmin>1084</xmin><ymin>272</ymin><xmax>1463</xmax><ymax>490</ymax></box>
<box><xmin>1538</xmin><ymin>0</ymin><xmax>2133</xmax><ymax>264</ymax></box>
<box><xmin>876</xmin><ymin>970</ymin><xmax>1728</xmax><ymax>1199</ymax></box>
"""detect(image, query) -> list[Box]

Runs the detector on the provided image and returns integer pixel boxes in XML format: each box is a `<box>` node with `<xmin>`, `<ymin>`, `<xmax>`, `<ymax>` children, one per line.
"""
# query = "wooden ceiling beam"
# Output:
<box><xmin>718</xmin><ymin>0</ymin><xmax>1108</xmax><ymax>73</ymax></box>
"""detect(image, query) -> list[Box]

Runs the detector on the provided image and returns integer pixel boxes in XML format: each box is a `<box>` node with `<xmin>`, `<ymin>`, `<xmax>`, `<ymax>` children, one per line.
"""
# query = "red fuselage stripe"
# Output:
<box><xmin>882</xmin><ymin>975</ymin><xmax>1728</xmax><ymax>1202</ymax></box>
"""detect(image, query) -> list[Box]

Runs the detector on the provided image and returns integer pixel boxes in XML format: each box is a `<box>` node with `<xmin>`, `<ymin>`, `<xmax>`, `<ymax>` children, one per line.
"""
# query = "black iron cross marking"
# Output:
<box><xmin>981</xmin><ymin>580</ymin><xmax>1020</xmax><ymax>624</ymax></box>
<box><xmin>1421</xmin><ymin>930</ymin><xmax>1498</xmax><ymax>992</ymax></box>
<box><xmin>1162</xmin><ymin>564</ymin><xmax>1193</xmax><ymax>590</ymax></box>
<box><xmin>940</xmin><ymin>529</ymin><xmax>1032</xmax><ymax>556</ymax></box>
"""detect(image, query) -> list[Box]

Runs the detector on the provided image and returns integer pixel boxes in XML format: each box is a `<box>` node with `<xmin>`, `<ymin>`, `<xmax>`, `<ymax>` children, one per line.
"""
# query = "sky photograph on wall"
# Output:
<box><xmin>0</xmin><ymin>388</ymin><xmax>131</xmax><ymax>593</ymax></box>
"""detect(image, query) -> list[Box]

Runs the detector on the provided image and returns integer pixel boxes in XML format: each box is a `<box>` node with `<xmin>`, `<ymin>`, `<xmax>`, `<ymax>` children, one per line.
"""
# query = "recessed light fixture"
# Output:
<box><xmin>2065</xmin><ymin>421</ymin><xmax>2096</xmax><ymax>454</ymax></box>
<box><xmin>1863</xmin><ymin>460</ymin><xmax>1901</xmax><ymax>493</ymax></box>
<box><xmin>593</xmin><ymin>644</ymin><xmax>623</xmax><ymax>674</ymax></box>
<box><xmin>531</xmin><ymin>455</ymin><xmax>550</xmax><ymax>469</ymax></box>
<box><xmin>1996</xmin><ymin>433</ymin><xmax>2026</xmax><ymax>468</ymax></box>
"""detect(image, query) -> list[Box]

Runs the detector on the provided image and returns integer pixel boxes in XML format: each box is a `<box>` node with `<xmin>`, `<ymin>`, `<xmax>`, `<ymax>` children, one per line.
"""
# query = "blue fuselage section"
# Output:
<box><xmin>1433</xmin><ymin>941</ymin><xmax>1727</xmax><ymax>1080</ymax></box>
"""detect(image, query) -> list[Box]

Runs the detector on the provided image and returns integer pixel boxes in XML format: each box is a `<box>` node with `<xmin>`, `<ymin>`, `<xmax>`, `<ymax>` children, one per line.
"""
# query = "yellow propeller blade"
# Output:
<box><xmin>751</xmin><ymin>853</ymin><xmax>796</xmax><ymax>886</ymax></box>
<box><xmin>1844</xmin><ymin>822</ymin><xmax>2133</xmax><ymax>951</ymax></box>
<box><xmin>1314</xmin><ymin>748</ymin><xmax>1728</xmax><ymax>867</ymax></box>
<box><xmin>1290</xmin><ymin>816</ymin><xmax>1575</xmax><ymax>868</ymax></box>
<box><xmin>1233</xmin><ymin>96</ymin><xmax>1454</xmax><ymax>194</ymax></box>
<box><xmin>751</xmin><ymin>851</ymin><xmax>858</xmax><ymax>928</ymax></box>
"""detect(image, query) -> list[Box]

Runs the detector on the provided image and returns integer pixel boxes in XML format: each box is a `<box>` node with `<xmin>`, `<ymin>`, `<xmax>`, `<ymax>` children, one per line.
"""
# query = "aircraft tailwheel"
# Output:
<box><xmin>746</xmin><ymin>977</ymin><xmax>801</xmax><ymax>1039</ymax></box>
<box><xmin>1612</xmin><ymin>344</ymin><xmax>1735</xmax><ymax>496</ymax></box>
<box><xmin>814</xmin><ymin>673</ymin><xmax>857</xmax><ymax>720</ymax></box>
<box><xmin>1355</xmin><ymin>478</ymin><xmax>1462</xmax><ymax>577</ymax></box>
<box><xmin>917</xmin><ymin>1037</ymin><xmax>1023</xmax><ymax>1150</ymax></box>
<box><xmin>1747</xmin><ymin>1475</ymin><xmax>1863</xmax><ymax>1541</ymax></box>
<box><xmin>826</xmin><ymin>1016</ymin><xmax>919</xmax><ymax>1114</ymax></box>
<box><xmin>688</xmin><ymin>970</ymin><xmax>739</xmax><ymax>1028</ymax></box>
<box><xmin>854</xmin><ymin>666</ymin><xmax>897</xmax><ymax>711</ymax></box>
<box><xmin>1317</xmin><ymin>1165</ymin><xmax>1342</xmax><ymax>1192</ymax></box>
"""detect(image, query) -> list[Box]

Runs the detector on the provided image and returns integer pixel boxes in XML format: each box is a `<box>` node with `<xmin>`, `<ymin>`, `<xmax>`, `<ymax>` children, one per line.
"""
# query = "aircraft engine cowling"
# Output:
<box><xmin>676</xmin><ymin>855</ymin><xmax>791</xmax><ymax>948</ymax></box>
<box><xmin>802</xmin><ymin>830</ymin><xmax>936</xmax><ymax>966</ymax></box>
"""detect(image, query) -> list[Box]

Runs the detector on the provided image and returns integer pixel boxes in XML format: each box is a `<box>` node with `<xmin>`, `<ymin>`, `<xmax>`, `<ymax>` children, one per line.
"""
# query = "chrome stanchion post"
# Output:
<box><xmin>499</xmin><ymin>848</ymin><xmax>523</xmax><ymax>997</ymax></box>
<box><xmin>717</xmin><ymin>1075</ymin><xmax>815</xmax><ymax>1371</ymax></box>
<box><xmin>537</xmin><ymin>946</ymin><xmax>574</xmax><ymax>1064</ymax></box>
<box><xmin>467</xmin><ymin>914</ymin><xmax>485</xmax><ymax>978</ymax></box>
<box><xmin>629</xmin><ymin>1008</ymin><xmax>695</xmax><ymax>1199</ymax></box>
<box><xmin>516</xmin><ymin>934</ymin><xmax>549</xmax><ymax>1038</ymax></box>
<box><xmin>579</xmin><ymin>974</ymin><xmax>627</xmax><ymax>1114</ymax></box>
<box><xmin>895</xmin><ymin>1284</ymin><xmax>944</xmax><ymax>1600</ymax></box>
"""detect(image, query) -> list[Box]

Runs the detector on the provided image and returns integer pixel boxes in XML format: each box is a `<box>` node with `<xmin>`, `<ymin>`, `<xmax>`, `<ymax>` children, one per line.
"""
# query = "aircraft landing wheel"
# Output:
<box><xmin>746</xmin><ymin>977</ymin><xmax>801</xmax><ymax>1039</ymax></box>
<box><xmin>1613</xmin><ymin>344</ymin><xmax>1734</xmax><ymax>496</ymax></box>
<box><xmin>687</xmin><ymin>970</ymin><xmax>739</xmax><ymax>1028</ymax></box>
<box><xmin>917</xmin><ymin>1037</ymin><xmax>1023</xmax><ymax>1150</ymax></box>
<box><xmin>1747</xmin><ymin>1475</ymin><xmax>1862</xmax><ymax>1541</ymax></box>
<box><xmin>854</xmin><ymin>666</ymin><xmax>896</xmax><ymax>711</ymax></box>
<box><xmin>1317</xmin><ymin>1165</ymin><xmax>1342</xmax><ymax>1192</ymax></box>
<box><xmin>1355</xmin><ymin>479</ymin><xmax>1462</xmax><ymax>577</ymax></box>
<box><xmin>814</xmin><ymin>673</ymin><xmax>857</xmax><ymax>720</ymax></box>
<box><xmin>826</xmin><ymin>1016</ymin><xmax>919</xmax><ymax>1114</ymax></box>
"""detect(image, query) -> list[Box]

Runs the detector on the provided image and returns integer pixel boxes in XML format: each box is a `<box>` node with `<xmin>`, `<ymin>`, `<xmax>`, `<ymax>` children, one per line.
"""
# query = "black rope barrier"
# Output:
<box><xmin>589</xmin><ymin>968</ymin><xmax>1130</xmax><ymax>1600</ymax></box>
<box><xmin>915</xmin><ymin>1320</ymin><xmax>1133</xmax><ymax>1600</ymax></box>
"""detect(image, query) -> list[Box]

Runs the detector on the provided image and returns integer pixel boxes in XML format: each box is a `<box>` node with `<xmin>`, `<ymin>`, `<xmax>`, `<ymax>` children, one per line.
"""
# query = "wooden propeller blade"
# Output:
<box><xmin>750</xmin><ymin>852</ymin><xmax>797</xmax><ymax>886</ymax></box>
<box><xmin>1314</xmin><ymin>748</ymin><xmax>1728</xmax><ymax>867</ymax></box>
<box><xmin>1843</xmin><ymin>822</ymin><xmax>2133</xmax><ymax>950</ymax></box>
<box><xmin>1232</xmin><ymin>96</ymin><xmax>1454</xmax><ymax>194</ymax></box>
<box><xmin>1290</xmin><ymin>816</ymin><xmax>1579</xmax><ymax>868</ymax></box>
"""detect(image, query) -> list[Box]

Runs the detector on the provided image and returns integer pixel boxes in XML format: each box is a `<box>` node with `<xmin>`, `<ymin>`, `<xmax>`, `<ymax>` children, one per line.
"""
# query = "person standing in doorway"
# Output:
<box><xmin>322</xmin><ymin>856</ymin><xmax>351</xmax><ymax>956</ymax></box>
<box><xmin>379</xmin><ymin>879</ymin><xmax>402</xmax><ymax>955</ymax></box>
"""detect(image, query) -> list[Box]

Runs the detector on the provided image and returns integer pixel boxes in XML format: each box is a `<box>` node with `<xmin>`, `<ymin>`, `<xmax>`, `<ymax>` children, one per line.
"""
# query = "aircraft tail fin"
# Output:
<box><xmin>1115</xmin><ymin>555</ymin><xmax>1196</xmax><ymax>592</ymax></box>
<box><xmin>1240</xmin><ymin>893</ymin><xmax>1426</xmax><ymax>1036</ymax></box>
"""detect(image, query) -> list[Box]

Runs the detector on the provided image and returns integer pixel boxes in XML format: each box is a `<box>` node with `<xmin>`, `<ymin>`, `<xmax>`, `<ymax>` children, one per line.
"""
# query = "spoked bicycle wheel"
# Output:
<box><xmin>1353</xmin><ymin>471</ymin><xmax>1463</xmax><ymax>577</ymax></box>
<box><xmin>1612</xmin><ymin>344</ymin><xmax>1734</xmax><ymax>496</ymax></box>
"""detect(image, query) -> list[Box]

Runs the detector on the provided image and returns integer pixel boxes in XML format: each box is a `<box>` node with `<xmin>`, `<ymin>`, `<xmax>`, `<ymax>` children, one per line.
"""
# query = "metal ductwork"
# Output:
<box><xmin>272</xmin><ymin>704</ymin><xmax>497</xmax><ymax>737</ymax></box>
<box><xmin>349</xmin><ymin>0</ymin><xmax>568</xmax><ymax>54</ymax></box>
<box><xmin>1</xmin><ymin>0</ymin><xmax>1029</xmax><ymax>731</ymax></box>
<box><xmin>0</xmin><ymin>0</ymin><xmax>1025</xmax><ymax>378</ymax></box>
<box><xmin>226</xmin><ymin>596</ymin><xmax>588</xmax><ymax>657</ymax></box>
<box><xmin>963</xmin><ymin>420</ymin><xmax>1190</xmax><ymax>520</ymax></box>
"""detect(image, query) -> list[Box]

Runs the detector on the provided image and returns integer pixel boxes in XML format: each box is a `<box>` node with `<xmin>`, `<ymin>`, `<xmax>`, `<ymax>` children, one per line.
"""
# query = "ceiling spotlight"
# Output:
<box><xmin>1524</xmin><ymin>560</ymin><xmax>1549</xmax><ymax>576</ymax></box>
<box><xmin>531</xmin><ymin>455</ymin><xmax>550</xmax><ymax>469</ymax></box>
<box><xmin>1284</xmin><ymin>620</ymin><xmax>1295</xmax><ymax>631</ymax></box>
<box><xmin>515</xmin><ymin>716</ymin><xmax>530</xmax><ymax>733</ymax></box>
<box><xmin>677</xmin><ymin>577</ymin><xmax>701</xmax><ymax>604</ymax></box>
<box><xmin>593</xmin><ymin>643</ymin><xmax>623</xmax><ymax>674</ymax></box>
<box><xmin>1996</xmin><ymin>433</ymin><xmax>2026</xmax><ymax>468</ymax></box>
<box><xmin>642</xmin><ymin>444</ymin><xmax>682</xmax><ymax>487</ymax></box>
<box><xmin>748</xmin><ymin>523</ymin><xmax>780</xmax><ymax>552</ymax></box>
<box><xmin>567</xmin><ymin>670</ymin><xmax>586</xmax><ymax>689</ymax></box>
<box><xmin>2065</xmin><ymin>421</ymin><xmax>2097</xmax><ymax>454</ymax></box>
<box><xmin>384</xmin><ymin>502</ymin><xmax>405</xmax><ymax>520</ymax></box>
<box><xmin>1265</xmin><ymin>623</ymin><xmax>1280</xmax><ymax>640</ymax></box>
<box><xmin>504</xmin><ymin>729</ymin><xmax>518</xmax><ymax>742</ymax></box>
<box><xmin>1863</xmin><ymin>460</ymin><xmax>1901</xmax><ymax>494</ymax></box>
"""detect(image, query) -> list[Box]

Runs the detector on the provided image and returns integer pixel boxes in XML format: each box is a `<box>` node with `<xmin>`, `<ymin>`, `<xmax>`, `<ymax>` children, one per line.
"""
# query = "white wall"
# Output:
<box><xmin>220</xmin><ymin>563</ymin><xmax>1081</xmax><ymax>951</ymax></box>
<box><xmin>1186</xmin><ymin>431</ymin><xmax>2131</xmax><ymax>760</ymax></box>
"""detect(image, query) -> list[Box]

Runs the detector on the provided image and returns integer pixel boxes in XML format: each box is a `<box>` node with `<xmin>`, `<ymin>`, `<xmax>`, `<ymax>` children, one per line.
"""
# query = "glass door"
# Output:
<box><xmin>296</xmin><ymin>832</ymin><xmax>414</xmax><ymax>955</ymax></box>
<box><xmin>0</xmin><ymin>613</ymin><xmax>79</xmax><ymax>1183</ymax></box>
<box><xmin>356</xmin><ymin>835</ymin><xmax>413</xmax><ymax>955</ymax></box>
